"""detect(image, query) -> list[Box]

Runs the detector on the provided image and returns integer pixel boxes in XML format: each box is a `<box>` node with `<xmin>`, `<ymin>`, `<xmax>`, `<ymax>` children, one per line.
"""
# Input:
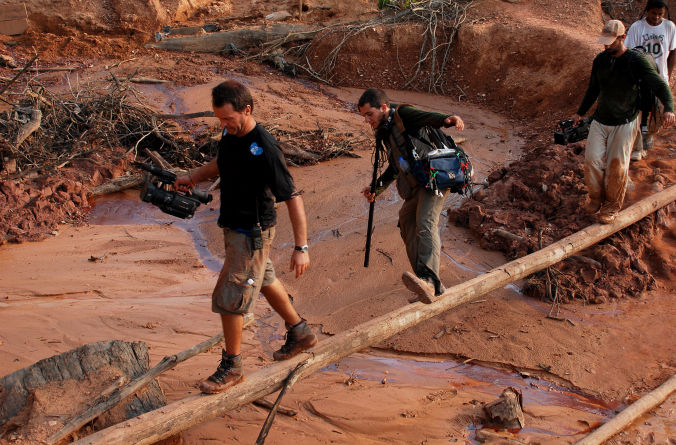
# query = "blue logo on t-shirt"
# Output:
<box><xmin>250</xmin><ymin>142</ymin><xmax>263</xmax><ymax>156</ymax></box>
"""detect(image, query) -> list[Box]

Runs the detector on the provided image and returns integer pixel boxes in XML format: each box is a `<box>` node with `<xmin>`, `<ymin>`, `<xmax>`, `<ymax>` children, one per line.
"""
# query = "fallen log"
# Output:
<box><xmin>128</xmin><ymin>77</ymin><xmax>170</xmax><ymax>84</ymax></box>
<box><xmin>153</xmin><ymin>111</ymin><xmax>215</xmax><ymax>120</ymax></box>
<box><xmin>574</xmin><ymin>373</ymin><xmax>676</xmax><ymax>445</ymax></box>
<box><xmin>89</xmin><ymin>175</ymin><xmax>145</xmax><ymax>196</ymax></box>
<box><xmin>0</xmin><ymin>341</ymin><xmax>168</xmax><ymax>442</ymax></box>
<box><xmin>73</xmin><ymin>185</ymin><xmax>676</xmax><ymax>445</ymax></box>
<box><xmin>146</xmin><ymin>24</ymin><xmax>311</xmax><ymax>53</ymax></box>
<box><xmin>49</xmin><ymin>314</ymin><xmax>254</xmax><ymax>445</ymax></box>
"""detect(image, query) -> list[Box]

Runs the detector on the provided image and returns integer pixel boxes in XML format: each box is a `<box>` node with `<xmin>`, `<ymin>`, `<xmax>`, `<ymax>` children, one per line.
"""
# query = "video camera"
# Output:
<box><xmin>135</xmin><ymin>162</ymin><xmax>212</xmax><ymax>219</ymax></box>
<box><xmin>554</xmin><ymin>117</ymin><xmax>592</xmax><ymax>145</ymax></box>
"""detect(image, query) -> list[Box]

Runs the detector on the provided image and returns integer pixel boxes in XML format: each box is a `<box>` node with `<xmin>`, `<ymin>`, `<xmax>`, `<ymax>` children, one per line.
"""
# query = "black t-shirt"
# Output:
<box><xmin>216</xmin><ymin>124</ymin><xmax>296</xmax><ymax>230</ymax></box>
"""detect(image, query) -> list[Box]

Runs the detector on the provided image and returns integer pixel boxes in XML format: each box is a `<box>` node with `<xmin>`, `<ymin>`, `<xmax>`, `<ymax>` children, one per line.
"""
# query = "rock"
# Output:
<box><xmin>483</xmin><ymin>386</ymin><xmax>525</xmax><ymax>430</ymax></box>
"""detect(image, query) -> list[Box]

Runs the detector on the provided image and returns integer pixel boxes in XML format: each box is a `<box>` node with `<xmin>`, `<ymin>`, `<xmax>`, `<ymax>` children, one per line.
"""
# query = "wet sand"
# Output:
<box><xmin>1</xmin><ymin>83</ymin><xmax>675</xmax><ymax>444</ymax></box>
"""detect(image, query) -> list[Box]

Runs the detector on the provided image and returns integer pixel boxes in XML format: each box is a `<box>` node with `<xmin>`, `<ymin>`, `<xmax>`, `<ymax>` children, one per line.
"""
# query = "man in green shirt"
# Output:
<box><xmin>572</xmin><ymin>20</ymin><xmax>675</xmax><ymax>224</ymax></box>
<box><xmin>358</xmin><ymin>88</ymin><xmax>464</xmax><ymax>302</ymax></box>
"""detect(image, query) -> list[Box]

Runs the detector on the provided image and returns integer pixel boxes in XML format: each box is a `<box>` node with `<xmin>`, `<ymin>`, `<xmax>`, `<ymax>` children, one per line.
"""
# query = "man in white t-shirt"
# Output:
<box><xmin>625</xmin><ymin>0</ymin><xmax>676</xmax><ymax>159</ymax></box>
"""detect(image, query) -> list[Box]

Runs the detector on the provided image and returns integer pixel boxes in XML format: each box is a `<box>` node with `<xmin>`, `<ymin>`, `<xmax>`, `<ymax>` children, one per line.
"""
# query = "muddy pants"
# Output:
<box><xmin>585</xmin><ymin>117</ymin><xmax>639</xmax><ymax>213</ymax></box>
<box><xmin>398</xmin><ymin>186</ymin><xmax>447</xmax><ymax>294</ymax></box>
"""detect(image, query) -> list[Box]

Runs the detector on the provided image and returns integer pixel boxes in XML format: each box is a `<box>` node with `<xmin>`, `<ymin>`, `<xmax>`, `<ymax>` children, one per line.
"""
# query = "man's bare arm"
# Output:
<box><xmin>285</xmin><ymin>195</ymin><xmax>309</xmax><ymax>278</ymax></box>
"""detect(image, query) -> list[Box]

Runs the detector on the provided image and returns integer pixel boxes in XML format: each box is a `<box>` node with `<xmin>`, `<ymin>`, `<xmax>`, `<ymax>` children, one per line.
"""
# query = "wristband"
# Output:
<box><xmin>294</xmin><ymin>245</ymin><xmax>308</xmax><ymax>253</ymax></box>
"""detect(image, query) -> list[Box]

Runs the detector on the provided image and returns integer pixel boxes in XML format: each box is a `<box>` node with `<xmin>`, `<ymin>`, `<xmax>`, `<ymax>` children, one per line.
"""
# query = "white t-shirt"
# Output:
<box><xmin>625</xmin><ymin>17</ymin><xmax>676</xmax><ymax>81</ymax></box>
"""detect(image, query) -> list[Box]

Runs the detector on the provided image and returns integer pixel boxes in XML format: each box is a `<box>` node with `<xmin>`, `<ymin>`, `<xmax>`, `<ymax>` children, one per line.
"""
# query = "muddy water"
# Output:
<box><xmin>90</xmin><ymin>194</ymin><xmax>624</xmax><ymax>442</ymax></box>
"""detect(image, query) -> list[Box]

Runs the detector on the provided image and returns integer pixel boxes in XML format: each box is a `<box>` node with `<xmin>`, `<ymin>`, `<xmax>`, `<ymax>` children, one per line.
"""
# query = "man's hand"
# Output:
<box><xmin>174</xmin><ymin>175</ymin><xmax>194</xmax><ymax>193</ymax></box>
<box><xmin>662</xmin><ymin>111</ymin><xmax>676</xmax><ymax>127</ymax></box>
<box><xmin>362</xmin><ymin>186</ymin><xmax>376</xmax><ymax>203</ymax></box>
<box><xmin>570</xmin><ymin>114</ymin><xmax>582</xmax><ymax>125</ymax></box>
<box><xmin>290</xmin><ymin>250</ymin><xmax>309</xmax><ymax>278</ymax></box>
<box><xmin>444</xmin><ymin>115</ymin><xmax>465</xmax><ymax>130</ymax></box>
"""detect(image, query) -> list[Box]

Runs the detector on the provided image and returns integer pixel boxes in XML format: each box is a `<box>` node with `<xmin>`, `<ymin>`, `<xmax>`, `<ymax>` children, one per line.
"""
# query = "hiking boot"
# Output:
<box><xmin>597</xmin><ymin>203</ymin><xmax>620</xmax><ymax>225</ymax></box>
<box><xmin>199</xmin><ymin>350</ymin><xmax>244</xmax><ymax>394</ymax></box>
<box><xmin>435</xmin><ymin>281</ymin><xmax>446</xmax><ymax>296</ymax></box>
<box><xmin>402</xmin><ymin>271</ymin><xmax>436</xmax><ymax>304</ymax></box>
<box><xmin>630</xmin><ymin>149</ymin><xmax>646</xmax><ymax>161</ymax></box>
<box><xmin>273</xmin><ymin>319</ymin><xmax>317</xmax><ymax>361</ymax></box>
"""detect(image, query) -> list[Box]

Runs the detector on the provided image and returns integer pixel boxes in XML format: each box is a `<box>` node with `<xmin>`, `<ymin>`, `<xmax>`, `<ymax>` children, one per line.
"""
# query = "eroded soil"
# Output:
<box><xmin>1</xmin><ymin>0</ymin><xmax>675</xmax><ymax>444</ymax></box>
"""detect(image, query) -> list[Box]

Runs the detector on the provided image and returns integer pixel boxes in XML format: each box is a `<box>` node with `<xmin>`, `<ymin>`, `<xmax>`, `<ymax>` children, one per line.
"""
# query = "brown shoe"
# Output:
<box><xmin>597</xmin><ymin>203</ymin><xmax>620</xmax><ymax>224</ymax></box>
<box><xmin>199</xmin><ymin>350</ymin><xmax>244</xmax><ymax>394</ymax></box>
<box><xmin>273</xmin><ymin>319</ymin><xmax>317</xmax><ymax>361</ymax></box>
<box><xmin>402</xmin><ymin>271</ymin><xmax>436</xmax><ymax>304</ymax></box>
<box><xmin>597</xmin><ymin>211</ymin><xmax>617</xmax><ymax>224</ymax></box>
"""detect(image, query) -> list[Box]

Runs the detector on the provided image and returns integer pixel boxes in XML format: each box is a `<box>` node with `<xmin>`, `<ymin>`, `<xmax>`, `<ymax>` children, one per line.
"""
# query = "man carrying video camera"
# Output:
<box><xmin>571</xmin><ymin>19</ymin><xmax>675</xmax><ymax>224</ymax></box>
<box><xmin>175</xmin><ymin>80</ymin><xmax>316</xmax><ymax>394</ymax></box>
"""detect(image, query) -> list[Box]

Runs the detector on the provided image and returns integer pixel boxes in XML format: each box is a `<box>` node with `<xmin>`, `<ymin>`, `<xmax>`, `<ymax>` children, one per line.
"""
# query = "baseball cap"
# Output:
<box><xmin>598</xmin><ymin>20</ymin><xmax>626</xmax><ymax>45</ymax></box>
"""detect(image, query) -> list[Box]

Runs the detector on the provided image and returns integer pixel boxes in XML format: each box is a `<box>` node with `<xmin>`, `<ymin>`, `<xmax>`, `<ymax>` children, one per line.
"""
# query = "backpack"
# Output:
<box><xmin>393</xmin><ymin>106</ymin><xmax>473</xmax><ymax>195</ymax></box>
<box><xmin>628</xmin><ymin>47</ymin><xmax>659</xmax><ymax>122</ymax></box>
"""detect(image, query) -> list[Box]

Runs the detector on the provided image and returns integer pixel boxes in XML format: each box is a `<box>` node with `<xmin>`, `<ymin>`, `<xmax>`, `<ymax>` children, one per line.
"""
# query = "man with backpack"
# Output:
<box><xmin>625</xmin><ymin>0</ymin><xmax>676</xmax><ymax>159</ymax></box>
<box><xmin>571</xmin><ymin>20</ymin><xmax>675</xmax><ymax>224</ymax></box>
<box><xmin>358</xmin><ymin>88</ymin><xmax>465</xmax><ymax>302</ymax></box>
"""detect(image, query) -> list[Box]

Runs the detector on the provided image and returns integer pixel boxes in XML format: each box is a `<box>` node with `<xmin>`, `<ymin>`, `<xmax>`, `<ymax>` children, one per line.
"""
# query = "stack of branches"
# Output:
<box><xmin>265</xmin><ymin>122</ymin><xmax>365</xmax><ymax>166</ymax></box>
<box><xmin>0</xmin><ymin>76</ymin><xmax>213</xmax><ymax>179</ymax></box>
<box><xmin>255</xmin><ymin>0</ymin><xmax>475</xmax><ymax>94</ymax></box>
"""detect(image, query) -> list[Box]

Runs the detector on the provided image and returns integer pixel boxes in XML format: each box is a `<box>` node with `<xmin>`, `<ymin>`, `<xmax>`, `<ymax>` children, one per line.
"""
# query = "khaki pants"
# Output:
<box><xmin>212</xmin><ymin>226</ymin><xmax>276</xmax><ymax>314</ymax></box>
<box><xmin>585</xmin><ymin>117</ymin><xmax>638</xmax><ymax>213</ymax></box>
<box><xmin>398</xmin><ymin>186</ymin><xmax>447</xmax><ymax>293</ymax></box>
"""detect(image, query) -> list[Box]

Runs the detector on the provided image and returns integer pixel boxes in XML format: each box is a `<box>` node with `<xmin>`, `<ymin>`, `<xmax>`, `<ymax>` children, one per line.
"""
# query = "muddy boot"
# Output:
<box><xmin>597</xmin><ymin>202</ymin><xmax>621</xmax><ymax>225</ymax></box>
<box><xmin>273</xmin><ymin>319</ymin><xmax>317</xmax><ymax>361</ymax></box>
<box><xmin>402</xmin><ymin>271</ymin><xmax>436</xmax><ymax>304</ymax></box>
<box><xmin>199</xmin><ymin>350</ymin><xmax>244</xmax><ymax>394</ymax></box>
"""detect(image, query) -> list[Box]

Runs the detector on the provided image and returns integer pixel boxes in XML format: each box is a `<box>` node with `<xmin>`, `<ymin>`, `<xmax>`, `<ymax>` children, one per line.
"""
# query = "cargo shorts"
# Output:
<box><xmin>212</xmin><ymin>226</ymin><xmax>276</xmax><ymax>314</ymax></box>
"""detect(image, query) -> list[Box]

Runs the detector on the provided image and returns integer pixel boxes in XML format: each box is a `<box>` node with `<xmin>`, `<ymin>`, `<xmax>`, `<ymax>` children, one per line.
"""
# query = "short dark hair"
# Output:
<box><xmin>645</xmin><ymin>0</ymin><xmax>668</xmax><ymax>13</ymax></box>
<box><xmin>212</xmin><ymin>80</ymin><xmax>254</xmax><ymax>112</ymax></box>
<box><xmin>358</xmin><ymin>88</ymin><xmax>389</xmax><ymax>109</ymax></box>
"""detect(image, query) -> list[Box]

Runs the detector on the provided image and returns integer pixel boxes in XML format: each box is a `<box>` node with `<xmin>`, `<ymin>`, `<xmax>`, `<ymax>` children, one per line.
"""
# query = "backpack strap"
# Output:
<box><xmin>392</xmin><ymin>104</ymin><xmax>408</xmax><ymax>134</ymax></box>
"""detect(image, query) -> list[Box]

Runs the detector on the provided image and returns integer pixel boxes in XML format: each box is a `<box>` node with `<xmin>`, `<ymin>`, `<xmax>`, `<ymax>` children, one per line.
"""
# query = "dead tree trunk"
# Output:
<box><xmin>574</xmin><ymin>373</ymin><xmax>676</xmax><ymax>445</ymax></box>
<box><xmin>0</xmin><ymin>340</ymin><xmax>168</xmax><ymax>442</ymax></box>
<box><xmin>89</xmin><ymin>175</ymin><xmax>145</xmax><ymax>196</ymax></box>
<box><xmin>146</xmin><ymin>24</ymin><xmax>311</xmax><ymax>53</ymax></box>
<box><xmin>73</xmin><ymin>185</ymin><xmax>676</xmax><ymax>445</ymax></box>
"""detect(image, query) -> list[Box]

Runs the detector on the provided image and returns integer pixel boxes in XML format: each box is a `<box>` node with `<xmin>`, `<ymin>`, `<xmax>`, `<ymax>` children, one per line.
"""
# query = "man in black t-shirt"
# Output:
<box><xmin>175</xmin><ymin>80</ymin><xmax>317</xmax><ymax>394</ymax></box>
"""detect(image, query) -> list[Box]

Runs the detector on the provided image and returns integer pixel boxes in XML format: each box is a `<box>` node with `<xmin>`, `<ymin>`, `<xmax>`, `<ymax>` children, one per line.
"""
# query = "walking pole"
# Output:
<box><xmin>364</xmin><ymin>141</ymin><xmax>381</xmax><ymax>267</ymax></box>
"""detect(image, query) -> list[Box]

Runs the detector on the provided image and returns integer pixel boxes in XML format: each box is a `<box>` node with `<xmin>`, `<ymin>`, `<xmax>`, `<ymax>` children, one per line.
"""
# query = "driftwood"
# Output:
<box><xmin>492</xmin><ymin>228</ymin><xmax>527</xmax><ymax>244</ymax></box>
<box><xmin>0</xmin><ymin>340</ymin><xmax>167</xmax><ymax>440</ymax></box>
<box><xmin>153</xmin><ymin>111</ymin><xmax>215</xmax><ymax>120</ymax></box>
<box><xmin>128</xmin><ymin>77</ymin><xmax>170</xmax><ymax>84</ymax></box>
<box><xmin>146</xmin><ymin>24</ymin><xmax>311</xmax><ymax>53</ymax></box>
<box><xmin>144</xmin><ymin>148</ymin><xmax>172</xmax><ymax>170</ymax></box>
<box><xmin>70</xmin><ymin>185</ymin><xmax>676</xmax><ymax>445</ymax></box>
<box><xmin>13</xmin><ymin>66</ymin><xmax>79</xmax><ymax>72</ymax></box>
<box><xmin>252</xmin><ymin>398</ymin><xmax>297</xmax><ymax>417</ymax></box>
<box><xmin>574</xmin><ymin>373</ymin><xmax>676</xmax><ymax>445</ymax></box>
<box><xmin>48</xmin><ymin>314</ymin><xmax>254</xmax><ymax>445</ymax></box>
<box><xmin>14</xmin><ymin>108</ymin><xmax>42</xmax><ymax>147</ymax></box>
<box><xmin>89</xmin><ymin>175</ymin><xmax>145</xmax><ymax>196</ymax></box>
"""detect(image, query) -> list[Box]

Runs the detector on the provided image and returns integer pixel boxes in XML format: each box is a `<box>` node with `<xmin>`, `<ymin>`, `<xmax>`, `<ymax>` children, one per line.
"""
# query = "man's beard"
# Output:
<box><xmin>605</xmin><ymin>46</ymin><xmax>621</xmax><ymax>56</ymax></box>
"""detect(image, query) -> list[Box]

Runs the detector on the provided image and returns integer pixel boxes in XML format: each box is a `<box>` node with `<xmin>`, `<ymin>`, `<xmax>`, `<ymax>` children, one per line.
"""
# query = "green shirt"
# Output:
<box><xmin>577</xmin><ymin>49</ymin><xmax>674</xmax><ymax>126</ymax></box>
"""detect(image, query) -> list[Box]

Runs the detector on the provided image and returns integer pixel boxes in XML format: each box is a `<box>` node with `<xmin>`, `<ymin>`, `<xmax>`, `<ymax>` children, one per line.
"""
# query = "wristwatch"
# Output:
<box><xmin>294</xmin><ymin>245</ymin><xmax>309</xmax><ymax>253</ymax></box>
